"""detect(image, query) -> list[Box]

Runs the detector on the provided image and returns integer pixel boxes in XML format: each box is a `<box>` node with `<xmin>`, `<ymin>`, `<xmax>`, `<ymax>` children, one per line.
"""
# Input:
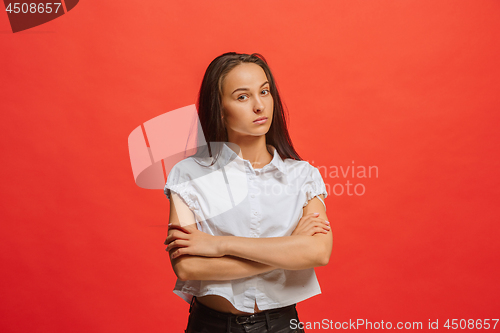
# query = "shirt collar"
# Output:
<box><xmin>265</xmin><ymin>144</ymin><xmax>287</xmax><ymax>176</ymax></box>
<box><xmin>220</xmin><ymin>142</ymin><xmax>288</xmax><ymax>183</ymax></box>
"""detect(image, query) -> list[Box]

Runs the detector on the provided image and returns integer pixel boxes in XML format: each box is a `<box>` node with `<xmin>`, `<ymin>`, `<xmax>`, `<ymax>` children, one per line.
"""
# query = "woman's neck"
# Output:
<box><xmin>228</xmin><ymin>136</ymin><xmax>272</xmax><ymax>169</ymax></box>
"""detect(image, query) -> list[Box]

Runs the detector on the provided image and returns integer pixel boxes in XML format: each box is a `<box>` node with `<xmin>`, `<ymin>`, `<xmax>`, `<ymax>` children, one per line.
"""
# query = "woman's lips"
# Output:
<box><xmin>253</xmin><ymin>117</ymin><xmax>268</xmax><ymax>124</ymax></box>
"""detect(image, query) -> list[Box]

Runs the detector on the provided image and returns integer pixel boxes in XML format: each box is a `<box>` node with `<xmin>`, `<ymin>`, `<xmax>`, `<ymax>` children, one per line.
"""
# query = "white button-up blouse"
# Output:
<box><xmin>164</xmin><ymin>142</ymin><xmax>328</xmax><ymax>313</ymax></box>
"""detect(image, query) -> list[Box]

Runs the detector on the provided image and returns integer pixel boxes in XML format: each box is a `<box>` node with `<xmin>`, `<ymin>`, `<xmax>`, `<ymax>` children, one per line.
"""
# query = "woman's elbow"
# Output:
<box><xmin>318</xmin><ymin>253</ymin><xmax>330</xmax><ymax>266</ymax></box>
<box><xmin>317</xmin><ymin>246</ymin><xmax>332</xmax><ymax>267</ymax></box>
<box><xmin>172</xmin><ymin>257</ymin><xmax>192</xmax><ymax>281</ymax></box>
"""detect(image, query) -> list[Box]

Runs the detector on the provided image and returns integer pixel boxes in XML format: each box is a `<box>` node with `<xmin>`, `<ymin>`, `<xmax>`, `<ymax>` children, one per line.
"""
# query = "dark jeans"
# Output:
<box><xmin>184</xmin><ymin>296</ymin><xmax>306</xmax><ymax>333</ymax></box>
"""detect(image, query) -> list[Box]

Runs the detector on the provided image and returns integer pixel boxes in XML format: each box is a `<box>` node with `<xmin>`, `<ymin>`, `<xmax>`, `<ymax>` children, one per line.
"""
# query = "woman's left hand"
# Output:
<box><xmin>165</xmin><ymin>225</ymin><xmax>225</xmax><ymax>259</ymax></box>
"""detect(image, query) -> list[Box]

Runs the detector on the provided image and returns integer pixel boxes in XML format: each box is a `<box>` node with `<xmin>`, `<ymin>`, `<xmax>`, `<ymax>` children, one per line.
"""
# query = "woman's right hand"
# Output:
<box><xmin>291</xmin><ymin>212</ymin><xmax>330</xmax><ymax>236</ymax></box>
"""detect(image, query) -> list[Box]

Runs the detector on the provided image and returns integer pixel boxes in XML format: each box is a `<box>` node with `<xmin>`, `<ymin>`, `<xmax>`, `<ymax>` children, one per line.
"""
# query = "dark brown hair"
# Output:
<box><xmin>193</xmin><ymin>52</ymin><xmax>302</xmax><ymax>166</ymax></box>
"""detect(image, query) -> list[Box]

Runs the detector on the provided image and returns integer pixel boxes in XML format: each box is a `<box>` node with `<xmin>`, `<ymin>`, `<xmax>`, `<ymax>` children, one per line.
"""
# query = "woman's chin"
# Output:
<box><xmin>229</xmin><ymin>128</ymin><xmax>270</xmax><ymax>139</ymax></box>
<box><xmin>251</xmin><ymin>130</ymin><xmax>270</xmax><ymax>137</ymax></box>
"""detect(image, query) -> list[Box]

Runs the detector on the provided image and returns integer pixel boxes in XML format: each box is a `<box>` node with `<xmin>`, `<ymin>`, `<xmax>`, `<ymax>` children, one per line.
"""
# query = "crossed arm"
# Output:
<box><xmin>166</xmin><ymin>192</ymin><xmax>332</xmax><ymax>281</ymax></box>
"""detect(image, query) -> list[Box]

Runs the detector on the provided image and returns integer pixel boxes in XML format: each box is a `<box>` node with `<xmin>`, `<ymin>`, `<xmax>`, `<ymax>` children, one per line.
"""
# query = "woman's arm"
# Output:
<box><xmin>168</xmin><ymin>194</ymin><xmax>332</xmax><ymax>272</ymax></box>
<box><xmin>221</xmin><ymin>195</ymin><xmax>331</xmax><ymax>270</ymax></box>
<box><xmin>173</xmin><ymin>254</ymin><xmax>277</xmax><ymax>281</ymax></box>
<box><xmin>168</xmin><ymin>192</ymin><xmax>278</xmax><ymax>281</ymax></box>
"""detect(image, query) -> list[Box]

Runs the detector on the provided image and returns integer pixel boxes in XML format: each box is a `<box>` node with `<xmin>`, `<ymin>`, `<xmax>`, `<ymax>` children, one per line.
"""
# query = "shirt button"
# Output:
<box><xmin>253</xmin><ymin>211</ymin><xmax>257</xmax><ymax>216</ymax></box>
<box><xmin>251</xmin><ymin>194</ymin><xmax>255</xmax><ymax>198</ymax></box>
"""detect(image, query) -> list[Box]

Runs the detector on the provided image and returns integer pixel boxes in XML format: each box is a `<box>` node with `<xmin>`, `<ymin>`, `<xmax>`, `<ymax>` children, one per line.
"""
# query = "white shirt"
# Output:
<box><xmin>164</xmin><ymin>142</ymin><xmax>328</xmax><ymax>313</ymax></box>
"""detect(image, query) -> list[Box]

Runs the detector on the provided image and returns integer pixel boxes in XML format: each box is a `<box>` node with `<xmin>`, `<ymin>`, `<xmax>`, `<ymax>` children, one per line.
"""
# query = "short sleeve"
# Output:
<box><xmin>301</xmin><ymin>164</ymin><xmax>328</xmax><ymax>210</ymax></box>
<box><xmin>163</xmin><ymin>163</ymin><xmax>198</xmax><ymax>213</ymax></box>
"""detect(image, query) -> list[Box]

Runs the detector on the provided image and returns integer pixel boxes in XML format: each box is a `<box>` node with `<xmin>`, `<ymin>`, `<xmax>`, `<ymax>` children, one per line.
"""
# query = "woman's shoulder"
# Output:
<box><xmin>283</xmin><ymin>158</ymin><xmax>315</xmax><ymax>171</ymax></box>
<box><xmin>282</xmin><ymin>158</ymin><xmax>318</xmax><ymax>180</ymax></box>
<box><xmin>167</xmin><ymin>156</ymin><xmax>209</xmax><ymax>182</ymax></box>
<box><xmin>170</xmin><ymin>156</ymin><xmax>198</xmax><ymax>170</ymax></box>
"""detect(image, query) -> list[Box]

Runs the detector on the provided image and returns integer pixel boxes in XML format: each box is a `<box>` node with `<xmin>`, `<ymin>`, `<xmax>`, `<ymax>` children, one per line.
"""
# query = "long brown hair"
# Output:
<box><xmin>193</xmin><ymin>52</ymin><xmax>302</xmax><ymax>166</ymax></box>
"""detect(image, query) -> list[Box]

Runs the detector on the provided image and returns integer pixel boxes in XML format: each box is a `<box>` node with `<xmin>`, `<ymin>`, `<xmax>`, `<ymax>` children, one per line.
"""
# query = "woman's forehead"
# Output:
<box><xmin>222</xmin><ymin>63</ymin><xmax>268</xmax><ymax>93</ymax></box>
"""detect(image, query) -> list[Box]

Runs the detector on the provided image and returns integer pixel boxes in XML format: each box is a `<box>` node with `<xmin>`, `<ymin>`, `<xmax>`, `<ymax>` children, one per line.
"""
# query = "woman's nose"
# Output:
<box><xmin>253</xmin><ymin>97</ymin><xmax>265</xmax><ymax>112</ymax></box>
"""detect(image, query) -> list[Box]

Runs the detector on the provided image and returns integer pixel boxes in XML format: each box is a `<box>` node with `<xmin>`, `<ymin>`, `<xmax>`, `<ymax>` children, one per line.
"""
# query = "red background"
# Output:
<box><xmin>1</xmin><ymin>0</ymin><xmax>499</xmax><ymax>332</ymax></box>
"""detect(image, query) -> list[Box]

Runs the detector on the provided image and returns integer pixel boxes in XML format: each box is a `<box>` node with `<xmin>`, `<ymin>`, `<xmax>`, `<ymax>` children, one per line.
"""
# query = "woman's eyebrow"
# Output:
<box><xmin>231</xmin><ymin>81</ymin><xmax>269</xmax><ymax>95</ymax></box>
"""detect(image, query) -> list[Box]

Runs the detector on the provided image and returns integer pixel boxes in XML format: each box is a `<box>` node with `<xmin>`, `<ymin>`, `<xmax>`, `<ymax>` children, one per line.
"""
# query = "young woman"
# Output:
<box><xmin>164</xmin><ymin>52</ymin><xmax>331</xmax><ymax>333</ymax></box>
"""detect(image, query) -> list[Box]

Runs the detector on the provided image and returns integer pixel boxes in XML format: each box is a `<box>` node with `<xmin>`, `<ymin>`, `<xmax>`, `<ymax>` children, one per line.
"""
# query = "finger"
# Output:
<box><xmin>304</xmin><ymin>228</ymin><xmax>316</xmax><ymax>236</ymax></box>
<box><xmin>300</xmin><ymin>213</ymin><xmax>319</xmax><ymax>222</ymax></box>
<box><xmin>317</xmin><ymin>221</ymin><xmax>331</xmax><ymax>230</ymax></box>
<box><xmin>306</xmin><ymin>225</ymin><xmax>328</xmax><ymax>235</ymax></box>
<box><xmin>166</xmin><ymin>239</ymin><xmax>189</xmax><ymax>252</ymax></box>
<box><xmin>306</xmin><ymin>227</ymin><xmax>326</xmax><ymax>236</ymax></box>
<box><xmin>171</xmin><ymin>247</ymin><xmax>190</xmax><ymax>259</ymax></box>
<box><xmin>165</xmin><ymin>230</ymin><xmax>181</xmax><ymax>245</ymax></box>
<box><xmin>313</xmin><ymin>226</ymin><xmax>328</xmax><ymax>234</ymax></box>
<box><xmin>305</xmin><ymin>216</ymin><xmax>322</xmax><ymax>223</ymax></box>
<box><xmin>317</xmin><ymin>224</ymin><xmax>330</xmax><ymax>232</ymax></box>
<box><xmin>300</xmin><ymin>213</ymin><xmax>318</xmax><ymax>223</ymax></box>
<box><xmin>315</xmin><ymin>221</ymin><xmax>331</xmax><ymax>231</ymax></box>
<box><xmin>310</xmin><ymin>217</ymin><xmax>328</xmax><ymax>225</ymax></box>
<box><xmin>171</xmin><ymin>229</ymin><xmax>191</xmax><ymax>239</ymax></box>
<box><xmin>164</xmin><ymin>230</ymin><xmax>190</xmax><ymax>245</ymax></box>
<box><xmin>168</xmin><ymin>224</ymin><xmax>192</xmax><ymax>234</ymax></box>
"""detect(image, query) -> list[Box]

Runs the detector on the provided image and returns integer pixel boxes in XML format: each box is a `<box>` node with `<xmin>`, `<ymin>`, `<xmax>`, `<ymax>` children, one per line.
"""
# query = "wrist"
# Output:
<box><xmin>218</xmin><ymin>236</ymin><xmax>232</xmax><ymax>256</ymax></box>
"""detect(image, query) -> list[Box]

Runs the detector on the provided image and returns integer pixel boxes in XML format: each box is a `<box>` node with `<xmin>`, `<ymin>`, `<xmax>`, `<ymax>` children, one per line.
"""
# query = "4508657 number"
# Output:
<box><xmin>5</xmin><ymin>3</ymin><xmax>62</xmax><ymax>14</ymax></box>
<box><xmin>444</xmin><ymin>319</ymin><xmax>499</xmax><ymax>330</ymax></box>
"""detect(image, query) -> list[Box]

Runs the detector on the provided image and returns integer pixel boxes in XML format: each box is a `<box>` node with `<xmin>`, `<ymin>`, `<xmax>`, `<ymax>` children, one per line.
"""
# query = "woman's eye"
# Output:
<box><xmin>262</xmin><ymin>89</ymin><xmax>270</xmax><ymax>95</ymax></box>
<box><xmin>238</xmin><ymin>95</ymin><xmax>248</xmax><ymax>101</ymax></box>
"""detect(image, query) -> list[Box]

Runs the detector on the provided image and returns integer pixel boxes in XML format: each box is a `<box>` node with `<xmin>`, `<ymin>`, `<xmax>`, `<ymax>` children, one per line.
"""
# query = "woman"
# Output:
<box><xmin>164</xmin><ymin>52</ymin><xmax>331</xmax><ymax>333</ymax></box>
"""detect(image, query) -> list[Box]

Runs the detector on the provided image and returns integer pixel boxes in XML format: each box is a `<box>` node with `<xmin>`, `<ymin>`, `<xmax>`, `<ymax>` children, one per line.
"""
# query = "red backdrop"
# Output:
<box><xmin>1</xmin><ymin>0</ymin><xmax>499</xmax><ymax>332</ymax></box>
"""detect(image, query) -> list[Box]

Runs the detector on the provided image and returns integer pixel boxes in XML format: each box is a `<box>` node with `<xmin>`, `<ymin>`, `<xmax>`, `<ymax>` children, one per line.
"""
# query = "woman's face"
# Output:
<box><xmin>220</xmin><ymin>63</ymin><xmax>274</xmax><ymax>140</ymax></box>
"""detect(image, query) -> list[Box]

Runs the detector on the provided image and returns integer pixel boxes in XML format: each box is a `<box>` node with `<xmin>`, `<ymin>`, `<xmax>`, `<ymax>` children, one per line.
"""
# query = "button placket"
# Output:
<box><xmin>243</xmin><ymin>286</ymin><xmax>257</xmax><ymax>310</ymax></box>
<box><xmin>247</xmin><ymin>164</ymin><xmax>262</xmax><ymax>238</ymax></box>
